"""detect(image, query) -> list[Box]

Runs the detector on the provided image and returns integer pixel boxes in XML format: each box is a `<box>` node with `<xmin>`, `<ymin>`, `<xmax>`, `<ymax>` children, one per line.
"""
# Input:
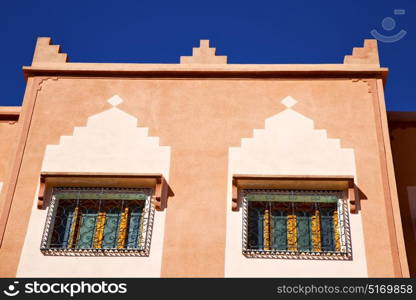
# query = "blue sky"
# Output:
<box><xmin>1</xmin><ymin>0</ymin><xmax>415</xmax><ymax>110</ymax></box>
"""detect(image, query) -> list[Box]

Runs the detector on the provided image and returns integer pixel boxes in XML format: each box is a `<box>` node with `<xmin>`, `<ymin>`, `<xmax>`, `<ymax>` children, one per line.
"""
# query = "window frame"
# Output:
<box><xmin>241</xmin><ymin>188</ymin><xmax>352</xmax><ymax>260</ymax></box>
<box><xmin>40</xmin><ymin>186</ymin><xmax>155</xmax><ymax>257</ymax></box>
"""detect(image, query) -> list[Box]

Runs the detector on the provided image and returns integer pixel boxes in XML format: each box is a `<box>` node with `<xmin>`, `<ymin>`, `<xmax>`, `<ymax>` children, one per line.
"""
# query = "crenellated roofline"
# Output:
<box><xmin>22</xmin><ymin>38</ymin><xmax>388</xmax><ymax>84</ymax></box>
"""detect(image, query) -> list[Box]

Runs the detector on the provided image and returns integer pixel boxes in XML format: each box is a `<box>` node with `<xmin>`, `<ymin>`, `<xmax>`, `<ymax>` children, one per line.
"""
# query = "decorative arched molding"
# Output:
<box><xmin>229</xmin><ymin>96</ymin><xmax>359</xmax><ymax>213</ymax></box>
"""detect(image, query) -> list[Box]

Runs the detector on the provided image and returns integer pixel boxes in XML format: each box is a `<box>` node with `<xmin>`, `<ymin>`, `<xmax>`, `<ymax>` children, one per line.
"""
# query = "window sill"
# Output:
<box><xmin>38</xmin><ymin>172</ymin><xmax>173</xmax><ymax>211</ymax></box>
<box><xmin>40</xmin><ymin>248</ymin><xmax>149</xmax><ymax>257</ymax></box>
<box><xmin>243</xmin><ymin>249</ymin><xmax>352</xmax><ymax>260</ymax></box>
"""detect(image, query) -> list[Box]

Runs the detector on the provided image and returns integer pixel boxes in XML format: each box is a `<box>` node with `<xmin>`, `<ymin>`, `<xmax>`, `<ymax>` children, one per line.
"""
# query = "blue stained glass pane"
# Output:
<box><xmin>102</xmin><ymin>211</ymin><xmax>121</xmax><ymax>249</ymax></box>
<box><xmin>61</xmin><ymin>207</ymin><xmax>75</xmax><ymax>248</ymax></box>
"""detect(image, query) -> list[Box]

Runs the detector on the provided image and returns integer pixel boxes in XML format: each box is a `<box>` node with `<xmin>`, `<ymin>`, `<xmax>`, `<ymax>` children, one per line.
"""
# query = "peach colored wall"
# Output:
<box><xmin>225</xmin><ymin>96</ymin><xmax>368</xmax><ymax>277</ymax></box>
<box><xmin>16</xmin><ymin>95</ymin><xmax>170</xmax><ymax>277</ymax></box>
<box><xmin>0</xmin><ymin>77</ymin><xmax>405</xmax><ymax>277</ymax></box>
<box><xmin>375</xmin><ymin>82</ymin><xmax>408</xmax><ymax>278</ymax></box>
<box><xmin>0</xmin><ymin>121</ymin><xmax>20</xmax><ymax>182</ymax></box>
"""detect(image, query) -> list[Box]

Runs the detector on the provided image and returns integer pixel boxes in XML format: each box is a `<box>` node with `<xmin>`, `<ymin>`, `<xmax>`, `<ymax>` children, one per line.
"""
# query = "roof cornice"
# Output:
<box><xmin>23</xmin><ymin>63</ymin><xmax>388</xmax><ymax>84</ymax></box>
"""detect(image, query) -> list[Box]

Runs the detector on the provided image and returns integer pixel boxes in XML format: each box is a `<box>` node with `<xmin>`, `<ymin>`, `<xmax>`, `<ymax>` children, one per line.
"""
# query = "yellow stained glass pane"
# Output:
<box><xmin>287</xmin><ymin>214</ymin><xmax>297</xmax><ymax>251</ymax></box>
<box><xmin>68</xmin><ymin>206</ymin><xmax>79</xmax><ymax>248</ymax></box>
<box><xmin>311</xmin><ymin>209</ymin><xmax>321</xmax><ymax>252</ymax></box>
<box><xmin>117</xmin><ymin>207</ymin><xmax>129</xmax><ymax>249</ymax></box>
<box><xmin>263</xmin><ymin>209</ymin><xmax>270</xmax><ymax>250</ymax></box>
<box><xmin>93</xmin><ymin>211</ymin><xmax>106</xmax><ymax>249</ymax></box>
<box><xmin>333</xmin><ymin>210</ymin><xmax>341</xmax><ymax>251</ymax></box>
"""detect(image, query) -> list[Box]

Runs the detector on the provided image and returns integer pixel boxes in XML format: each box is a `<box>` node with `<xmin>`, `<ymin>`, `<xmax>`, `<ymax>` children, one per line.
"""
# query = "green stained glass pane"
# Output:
<box><xmin>127</xmin><ymin>207</ymin><xmax>143</xmax><ymax>249</ymax></box>
<box><xmin>57</xmin><ymin>192</ymin><xmax>147</xmax><ymax>201</ymax></box>
<box><xmin>320</xmin><ymin>210</ymin><xmax>335</xmax><ymax>251</ymax></box>
<box><xmin>270</xmin><ymin>210</ymin><xmax>287</xmax><ymax>250</ymax></box>
<box><xmin>76</xmin><ymin>210</ymin><xmax>98</xmax><ymax>249</ymax></box>
<box><xmin>247</xmin><ymin>204</ymin><xmax>264</xmax><ymax>250</ymax></box>
<box><xmin>247</xmin><ymin>194</ymin><xmax>338</xmax><ymax>203</ymax></box>
<box><xmin>296</xmin><ymin>212</ymin><xmax>312</xmax><ymax>251</ymax></box>
<box><xmin>102</xmin><ymin>211</ymin><xmax>121</xmax><ymax>249</ymax></box>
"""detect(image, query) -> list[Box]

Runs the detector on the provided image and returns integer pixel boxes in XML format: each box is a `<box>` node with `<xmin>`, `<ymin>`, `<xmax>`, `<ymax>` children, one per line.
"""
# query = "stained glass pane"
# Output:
<box><xmin>76</xmin><ymin>210</ymin><xmax>98</xmax><ymax>249</ymax></box>
<box><xmin>320</xmin><ymin>208</ymin><xmax>336</xmax><ymax>252</ymax></box>
<box><xmin>102</xmin><ymin>211</ymin><xmax>121</xmax><ymax>248</ymax></box>
<box><xmin>247</xmin><ymin>194</ymin><xmax>338</xmax><ymax>203</ymax></box>
<box><xmin>127</xmin><ymin>206</ymin><xmax>143</xmax><ymax>249</ymax></box>
<box><xmin>57</xmin><ymin>192</ymin><xmax>147</xmax><ymax>200</ymax></box>
<box><xmin>244</xmin><ymin>190</ymin><xmax>343</xmax><ymax>255</ymax></box>
<box><xmin>49</xmin><ymin>201</ymin><xmax>77</xmax><ymax>249</ymax></box>
<box><xmin>296</xmin><ymin>211</ymin><xmax>312</xmax><ymax>252</ymax></box>
<box><xmin>47</xmin><ymin>188</ymin><xmax>149</xmax><ymax>251</ymax></box>
<box><xmin>61</xmin><ymin>207</ymin><xmax>76</xmax><ymax>248</ymax></box>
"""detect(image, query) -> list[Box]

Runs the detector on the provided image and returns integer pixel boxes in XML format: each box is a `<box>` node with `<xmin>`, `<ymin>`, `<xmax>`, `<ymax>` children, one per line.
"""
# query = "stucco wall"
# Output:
<box><xmin>0</xmin><ymin>120</ymin><xmax>20</xmax><ymax>215</ymax></box>
<box><xmin>224</xmin><ymin>97</ymin><xmax>368</xmax><ymax>277</ymax></box>
<box><xmin>0</xmin><ymin>121</ymin><xmax>20</xmax><ymax>183</ymax></box>
<box><xmin>0</xmin><ymin>77</ymin><xmax>403</xmax><ymax>277</ymax></box>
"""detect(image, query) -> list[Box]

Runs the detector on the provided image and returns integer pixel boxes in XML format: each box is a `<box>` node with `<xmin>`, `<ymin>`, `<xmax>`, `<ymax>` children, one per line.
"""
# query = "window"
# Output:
<box><xmin>40</xmin><ymin>187</ymin><xmax>154</xmax><ymax>256</ymax></box>
<box><xmin>242</xmin><ymin>189</ymin><xmax>352</xmax><ymax>260</ymax></box>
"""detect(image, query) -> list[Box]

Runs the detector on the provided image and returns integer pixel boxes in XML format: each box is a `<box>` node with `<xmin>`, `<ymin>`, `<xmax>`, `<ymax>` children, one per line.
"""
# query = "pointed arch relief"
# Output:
<box><xmin>229</xmin><ymin>96</ymin><xmax>356</xmax><ymax>177</ymax></box>
<box><xmin>41</xmin><ymin>95</ymin><xmax>171</xmax><ymax>179</ymax></box>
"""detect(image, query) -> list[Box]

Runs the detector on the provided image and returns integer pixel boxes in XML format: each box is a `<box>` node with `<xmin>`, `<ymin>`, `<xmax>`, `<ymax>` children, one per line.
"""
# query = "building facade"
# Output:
<box><xmin>0</xmin><ymin>38</ymin><xmax>413</xmax><ymax>277</ymax></box>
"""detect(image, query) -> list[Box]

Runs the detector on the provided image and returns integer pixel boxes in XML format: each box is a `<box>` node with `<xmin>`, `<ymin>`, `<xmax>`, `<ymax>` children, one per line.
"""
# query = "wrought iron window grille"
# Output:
<box><xmin>241</xmin><ymin>189</ymin><xmax>352</xmax><ymax>260</ymax></box>
<box><xmin>40</xmin><ymin>187</ymin><xmax>155</xmax><ymax>257</ymax></box>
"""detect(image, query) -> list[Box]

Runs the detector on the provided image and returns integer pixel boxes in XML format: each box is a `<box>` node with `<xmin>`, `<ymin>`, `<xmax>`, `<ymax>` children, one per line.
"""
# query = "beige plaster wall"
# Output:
<box><xmin>0</xmin><ymin>77</ymin><xmax>403</xmax><ymax>277</ymax></box>
<box><xmin>16</xmin><ymin>96</ymin><xmax>171</xmax><ymax>277</ymax></box>
<box><xmin>225</xmin><ymin>97</ymin><xmax>368</xmax><ymax>277</ymax></box>
<box><xmin>0</xmin><ymin>121</ymin><xmax>19</xmax><ymax>183</ymax></box>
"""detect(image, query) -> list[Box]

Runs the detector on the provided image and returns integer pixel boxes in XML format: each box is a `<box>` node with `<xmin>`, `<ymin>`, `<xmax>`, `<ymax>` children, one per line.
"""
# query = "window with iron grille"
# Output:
<box><xmin>40</xmin><ymin>187</ymin><xmax>154</xmax><ymax>256</ymax></box>
<box><xmin>242</xmin><ymin>189</ymin><xmax>352</xmax><ymax>260</ymax></box>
